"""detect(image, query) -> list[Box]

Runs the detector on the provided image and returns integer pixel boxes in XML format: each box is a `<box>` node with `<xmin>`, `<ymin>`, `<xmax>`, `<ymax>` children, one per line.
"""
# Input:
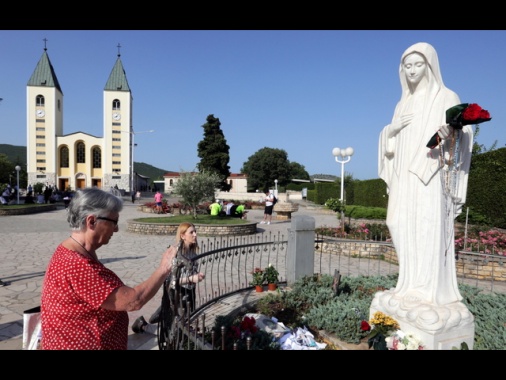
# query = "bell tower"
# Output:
<box><xmin>103</xmin><ymin>43</ymin><xmax>134</xmax><ymax>191</ymax></box>
<box><xmin>26</xmin><ymin>38</ymin><xmax>63</xmax><ymax>188</ymax></box>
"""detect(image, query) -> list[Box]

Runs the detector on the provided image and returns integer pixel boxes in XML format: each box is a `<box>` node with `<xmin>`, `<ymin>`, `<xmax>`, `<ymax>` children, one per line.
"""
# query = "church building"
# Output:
<box><xmin>26</xmin><ymin>43</ymin><xmax>136</xmax><ymax>193</ymax></box>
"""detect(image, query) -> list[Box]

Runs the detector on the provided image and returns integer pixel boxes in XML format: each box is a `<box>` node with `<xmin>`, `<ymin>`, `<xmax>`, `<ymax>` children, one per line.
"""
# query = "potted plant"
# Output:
<box><xmin>250</xmin><ymin>267</ymin><xmax>265</xmax><ymax>292</ymax></box>
<box><xmin>264</xmin><ymin>264</ymin><xmax>279</xmax><ymax>290</ymax></box>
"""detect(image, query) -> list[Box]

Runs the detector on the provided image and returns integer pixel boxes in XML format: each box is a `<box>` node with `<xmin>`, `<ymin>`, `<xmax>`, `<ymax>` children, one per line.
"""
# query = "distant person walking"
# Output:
<box><xmin>260</xmin><ymin>189</ymin><xmax>274</xmax><ymax>225</ymax></box>
<box><xmin>154</xmin><ymin>190</ymin><xmax>164</xmax><ymax>214</ymax></box>
<box><xmin>44</xmin><ymin>186</ymin><xmax>52</xmax><ymax>204</ymax></box>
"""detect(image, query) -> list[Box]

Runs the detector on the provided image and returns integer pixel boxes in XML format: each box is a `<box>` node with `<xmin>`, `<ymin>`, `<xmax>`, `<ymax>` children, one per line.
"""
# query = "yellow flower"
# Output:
<box><xmin>369</xmin><ymin>311</ymin><xmax>400</xmax><ymax>331</ymax></box>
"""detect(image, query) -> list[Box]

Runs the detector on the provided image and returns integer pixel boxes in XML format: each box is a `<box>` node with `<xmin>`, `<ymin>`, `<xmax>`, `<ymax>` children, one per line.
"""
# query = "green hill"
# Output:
<box><xmin>0</xmin><ymin>144</ymin><xmax>26</xmax><ymax>166</ymax></box>
<box><xmin>133</xmin><ymin>162</ymin><xmax>169</xmax><ymax>182</ymax></box>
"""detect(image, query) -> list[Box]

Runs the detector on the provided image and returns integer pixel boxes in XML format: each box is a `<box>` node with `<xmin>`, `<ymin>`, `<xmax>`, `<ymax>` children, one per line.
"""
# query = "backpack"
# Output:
<box><xmin>272</xmin><ymin>194</ymin><xmax>278</xmax><ymax>206</ymax></box>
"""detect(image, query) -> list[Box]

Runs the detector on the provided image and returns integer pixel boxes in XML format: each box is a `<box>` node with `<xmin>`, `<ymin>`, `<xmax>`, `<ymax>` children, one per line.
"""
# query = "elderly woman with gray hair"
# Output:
<box><xmin>40</xmin><ymin>187</ymin><xmax>177</xmax><ymax>350</ymax></box>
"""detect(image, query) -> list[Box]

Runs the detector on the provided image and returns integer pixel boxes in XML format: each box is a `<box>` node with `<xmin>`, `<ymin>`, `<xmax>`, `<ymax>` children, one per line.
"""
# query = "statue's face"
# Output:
<box><xmin>403</xmin><ymin>52</ymin><xmax>426</xmax><ymax>85</ymax></box>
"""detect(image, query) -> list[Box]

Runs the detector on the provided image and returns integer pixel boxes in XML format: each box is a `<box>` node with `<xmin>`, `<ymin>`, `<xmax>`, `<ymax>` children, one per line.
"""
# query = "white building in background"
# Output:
<box><xmin>162</xmin><ymin>172</ymin><xmax>248</xmax><ymax>194</ymax></box>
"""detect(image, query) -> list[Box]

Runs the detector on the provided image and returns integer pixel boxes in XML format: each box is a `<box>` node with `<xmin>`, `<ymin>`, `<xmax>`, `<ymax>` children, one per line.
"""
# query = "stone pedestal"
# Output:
<box><xmin>394</xmin><ymin>319</ymin><xmax>474</xmax><ymax>350</ymax></box>
<box><xmin>370</xmin><ymin>289</ymin><xmax>475</xmax><ymax>350</ymax></box>
<box><xmin>274</xmin><ymin>202</ymin><xmax>299</xmax><ymax>220</ymax></box>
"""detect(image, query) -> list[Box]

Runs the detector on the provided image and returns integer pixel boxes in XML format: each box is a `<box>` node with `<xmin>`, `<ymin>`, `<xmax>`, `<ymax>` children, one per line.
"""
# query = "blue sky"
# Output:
<box><xmin>0</xmin><ymin>30</ymin><xmax>504</xmax><ymax>180</ymax></box>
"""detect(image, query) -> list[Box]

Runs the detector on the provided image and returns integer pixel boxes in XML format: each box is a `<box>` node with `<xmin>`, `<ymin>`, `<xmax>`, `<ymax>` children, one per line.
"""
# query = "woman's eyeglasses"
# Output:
<box><xmin>97</xmin><ymin>216</ymin><xmax>118</xmax><ymax>226</ymax></box>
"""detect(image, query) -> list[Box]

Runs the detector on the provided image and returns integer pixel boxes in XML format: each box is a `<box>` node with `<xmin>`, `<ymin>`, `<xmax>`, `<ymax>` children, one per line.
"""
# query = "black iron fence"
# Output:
<box><xmin>157</xmin><ymin>231</ymin><xmax>505</xmax><ymax>350</ymax></box>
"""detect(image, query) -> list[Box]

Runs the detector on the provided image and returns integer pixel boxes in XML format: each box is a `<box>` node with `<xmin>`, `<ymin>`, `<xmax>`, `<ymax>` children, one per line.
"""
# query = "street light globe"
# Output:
<box><xmin>15</xmin><ymin>165</ymin><xmax>21</xmax><ymax>171</ymax></box>
<box><xmin>345</xmin><ymin>147</ymin><xmax>354</xmax><ymax>157</ymax></box>
<box><xmin>332</xmin><ymin>147</ymin><xmax>341</xmax><ymax>157</ymax></box>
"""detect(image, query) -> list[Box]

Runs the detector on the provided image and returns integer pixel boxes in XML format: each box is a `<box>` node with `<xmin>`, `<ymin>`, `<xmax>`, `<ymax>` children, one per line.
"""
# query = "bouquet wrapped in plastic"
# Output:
<box><xmin>426</xmin><ymin>103</ymin><xmax>491</xmax><ymax>148</ymax></box>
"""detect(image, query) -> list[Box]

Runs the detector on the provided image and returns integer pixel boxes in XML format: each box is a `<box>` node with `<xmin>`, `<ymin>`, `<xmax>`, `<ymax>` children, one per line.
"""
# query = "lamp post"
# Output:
<box><xmin>122</xmin><ymin>129</ymin><xmax>154</xmax><ymax>193</ymax></box>
<box><xmin>332</xmin><ymin>147</ymin><xmax>354</xmax><ymax>229</ymax></box>
<box><xmin>15</xmin><ymin>165</ymin><xmax>20</xmax><ymax>205</ymax></box>
<box><xmin>274</xmin><ymin>179</ymin><xmax>278</xmax><ymax>197</ymax></box>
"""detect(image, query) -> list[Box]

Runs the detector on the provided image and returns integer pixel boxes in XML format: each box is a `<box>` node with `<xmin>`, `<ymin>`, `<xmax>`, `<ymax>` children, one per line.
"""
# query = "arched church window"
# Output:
<box><xmin>60</xmin><ymin>146</ymin><xmax>69</xmax><ymax>168</ymax></box>
<box><xmin>36</xmin><ymin>95</ymin><xmax>45</xmax><ymax>107</ymax></box>
<box><xmin>77</xmin><ymin>142</ymin><xmax>85</xmax><ymax>164</ymax></box>
<box><xmin>93</xmin><ymin>147</ymin><xmax>102</xmax><ymax>168</ymax></box>
<box><xmin>113</xmin><ymin>99</ymin><xmax>120</xmax><ymax>110</ymax></box>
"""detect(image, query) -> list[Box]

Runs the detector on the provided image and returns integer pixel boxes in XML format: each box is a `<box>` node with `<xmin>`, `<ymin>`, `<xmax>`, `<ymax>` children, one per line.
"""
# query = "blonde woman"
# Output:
<box><xmin>132</xmin><ymin>222</ymin><xmax>205</xmax><ymax>334</ymax></box>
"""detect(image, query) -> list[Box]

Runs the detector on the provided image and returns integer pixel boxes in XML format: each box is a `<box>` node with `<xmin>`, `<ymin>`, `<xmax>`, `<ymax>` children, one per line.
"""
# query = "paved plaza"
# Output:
<box><xmin>0</xmin><ymin>198</ymin><xmax>340</xmax><ymax>350</ymax></box>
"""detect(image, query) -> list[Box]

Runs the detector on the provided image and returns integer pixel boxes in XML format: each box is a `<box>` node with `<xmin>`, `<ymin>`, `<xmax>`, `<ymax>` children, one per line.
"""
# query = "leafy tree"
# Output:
<box><xmin>197</xmin><ymin>114</ymin><xmax>231</xmax><ymax>191</ymax></box>
<box><xmin>33</xmin><ymin>182</ymin><xmax>44</xmax><ymax>195</ymax></box>
<box><xmin>172</xmin><ymin>170</ymin><xmax>222</xmax><ymax>219</ymax></box>
<box><xmin>241</xmin><ymin>147</ymin><xmax>292</xmax><ymax>192</ymax></box>
<box><xmin>289</xmin><ymin>162</ymin><xmax>310</xmax><ymax>180</ymax></box>
<box><xmin>0</xmin><ymin>153</ymin><xmax>14</xmax><ymax>186</ymax></box>
<box><xmin>0</xmin><ymin>154</ymin><xmax>26</xmax><ymax>189</ymax></box>
<box><xmin>471</xmin><ymin>125</ymin><xmax>498</xmax><ymax>166</ymax></box>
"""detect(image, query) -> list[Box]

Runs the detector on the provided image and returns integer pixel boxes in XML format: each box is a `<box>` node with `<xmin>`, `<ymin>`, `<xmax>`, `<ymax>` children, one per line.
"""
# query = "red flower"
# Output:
<box><xmin>240</xmin><ymin>316</ymin><xmax>258</xmax><ymax>334</ymax></box>
<box><xmin>360</xmin><ymin>320</ymin><xmax>371</xmax><ymax>331</ymax></box>
<box><xmin>447</xmin><ymin>103</ymin><xmax>492</xmax><ymax>128</ymax></box>
<box><xmin>462</xmin><ymin>103</ymin><xmax>491</xmax><ymax>124</ymax></box>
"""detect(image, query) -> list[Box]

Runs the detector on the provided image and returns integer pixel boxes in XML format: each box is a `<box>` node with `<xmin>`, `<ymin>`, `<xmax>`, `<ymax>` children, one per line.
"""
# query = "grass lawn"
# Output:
<box><xmin>1</xmin><ymin>203</ymin><xmax>52</xmax><ymax>209</ymax></box>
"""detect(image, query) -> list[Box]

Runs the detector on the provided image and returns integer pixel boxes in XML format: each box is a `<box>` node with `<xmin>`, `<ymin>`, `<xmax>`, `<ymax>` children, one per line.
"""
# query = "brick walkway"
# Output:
<box><xmin>0</xmin><ymin>199</ymin><xmax>340</xmax><ymax>350</ymax></box>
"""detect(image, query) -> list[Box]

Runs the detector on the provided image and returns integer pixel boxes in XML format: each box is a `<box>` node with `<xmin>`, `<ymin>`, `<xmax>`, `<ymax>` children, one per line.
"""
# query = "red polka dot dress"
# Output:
<box><xmin>41</xmin><ymin>244</ymin><xmax>128</xmax><ymax>350</ymax></box>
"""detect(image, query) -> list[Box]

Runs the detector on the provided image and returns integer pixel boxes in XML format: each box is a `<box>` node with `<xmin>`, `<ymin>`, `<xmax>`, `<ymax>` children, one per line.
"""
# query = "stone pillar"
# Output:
<box><xmin>286</xmin><ymin>215</ymin><xmax>315</xmax><ymax>286</ymax></box>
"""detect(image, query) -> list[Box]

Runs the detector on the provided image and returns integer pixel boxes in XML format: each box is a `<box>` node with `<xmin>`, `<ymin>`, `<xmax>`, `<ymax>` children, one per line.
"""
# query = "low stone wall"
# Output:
<box><xmin>321</xmin><ymin>239</ymin><xmax>398</xmax><ymax>262</ymax></box>
<box><xmin>455</xmin><ymin>252</ymin><xmax>506</xmax><ymax>283</ymax></box>
<box><xmin>0</xmin><ymin>204</ymin><xmax>58</xmax><ymax>216</ymax></box>
<box><xmin>320</xmin><ymin>238</ymin><xmax>506</xmax><ymax>283</ymax></box>
<box><xmin>127</xmin><ymin>219</ymin><xmax>258</xmax><ymax>236</ymax></box>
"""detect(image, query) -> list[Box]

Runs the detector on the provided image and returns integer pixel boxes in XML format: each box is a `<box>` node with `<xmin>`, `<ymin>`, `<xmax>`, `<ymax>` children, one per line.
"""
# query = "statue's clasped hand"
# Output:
<box><xmin>437</xmin><ymin>124</ymin><xmax>453</xmax><ymax>140</ymax></box>
<box><xmin>389</xmin><ymin>113</ymin><xmax>413</xmax><ymax>137</ymax></box>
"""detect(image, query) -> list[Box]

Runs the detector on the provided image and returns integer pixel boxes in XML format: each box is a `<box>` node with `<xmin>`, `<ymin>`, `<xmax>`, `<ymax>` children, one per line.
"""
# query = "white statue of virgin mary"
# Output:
<box><xmin>373</xmin><ymin>42</ymin><xmax>474</xmax><ymax>336</ymax></box>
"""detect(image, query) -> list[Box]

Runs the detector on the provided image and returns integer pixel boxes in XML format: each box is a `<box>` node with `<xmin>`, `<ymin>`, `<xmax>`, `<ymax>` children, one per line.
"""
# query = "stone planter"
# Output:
<box><xmin>127</xmin><ymin>219</ymin><xmax>258</xmax><ymax>236</ymax></box>
<box><xmin>273</xmin><ymin>202</ymin><xmax>299</xmax><ymax>220</ymax></box>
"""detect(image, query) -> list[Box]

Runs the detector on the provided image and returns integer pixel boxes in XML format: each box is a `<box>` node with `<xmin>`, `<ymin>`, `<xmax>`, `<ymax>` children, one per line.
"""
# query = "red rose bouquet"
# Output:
<box><xmin>426</xmin><ymin>103</ymin><xmax>492</xmax><ymax>148</ymax></box>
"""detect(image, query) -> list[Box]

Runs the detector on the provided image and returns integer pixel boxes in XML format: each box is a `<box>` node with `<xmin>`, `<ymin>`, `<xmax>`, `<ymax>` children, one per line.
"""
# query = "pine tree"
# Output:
<box><xmin>197</xmin><ymin>114</ymin><xmax>231</xmax><ymax>191</ymax></box>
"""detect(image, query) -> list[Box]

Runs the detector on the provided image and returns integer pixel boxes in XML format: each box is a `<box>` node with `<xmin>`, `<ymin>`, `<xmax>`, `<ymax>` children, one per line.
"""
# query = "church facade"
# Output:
<box><xmin>26</xmin><ymin>45</ymin><xmax>135</xmax><ymax>193</ymax></box>
<box><xmin>25</xmin><ymin>44</ymin><xmax>248</xmax><ymax>196</ymax></box>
